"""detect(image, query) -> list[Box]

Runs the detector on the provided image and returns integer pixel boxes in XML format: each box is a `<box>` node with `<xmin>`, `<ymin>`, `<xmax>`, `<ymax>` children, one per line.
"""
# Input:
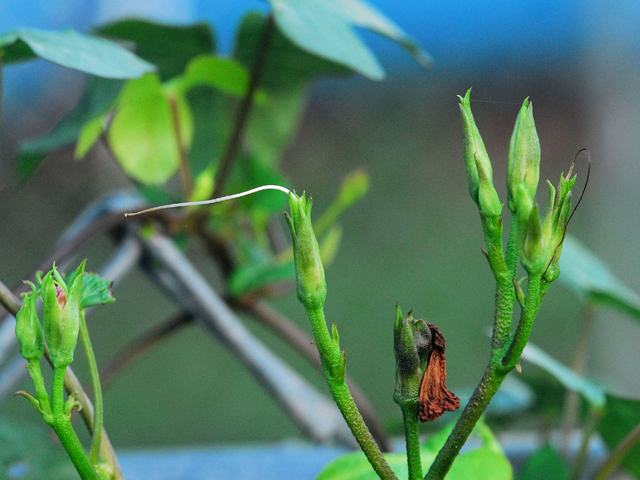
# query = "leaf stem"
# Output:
<box><xmin>401</xmin><ymin>401</ymin><xmax>423</xmax><ymax>480</ymax></box>
<box><xmin>78</xmin><ymin>309</ymin><xmax>103</xmax><ymax>466</ymax></box>
<box><xmin>211</xmin><ymin>14</ymin><xmax>275</xmax><ymax>198</ymax></box>
<box><xmin>592</xmin><ymin>419</ymin><xmax>640</xmax><ymax>480</ymax></box>
<box><xmin>304</xmin><ymin>305</ymin><xmax>397</xmax><ymax>480</ymax></box>
<box><xmin>569</xmin><ymin>406</ymin><xmax>603</xmax><ymax>480</ymax></box>
<box><xmin>52</xmin><ymin>366</ymin><xmax>98</xmax><ymax>480</ymax></box>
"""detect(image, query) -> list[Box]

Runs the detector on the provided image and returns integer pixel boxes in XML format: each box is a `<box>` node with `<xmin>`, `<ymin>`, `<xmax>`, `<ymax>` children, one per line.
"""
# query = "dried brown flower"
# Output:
<box><xmin>419</xmin><ymin>322</ymin><xmax>460</xmax><ymax>422</ymax></box>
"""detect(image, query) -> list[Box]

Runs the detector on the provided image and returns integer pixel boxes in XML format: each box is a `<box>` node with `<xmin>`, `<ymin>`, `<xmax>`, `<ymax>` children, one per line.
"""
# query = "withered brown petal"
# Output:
<box><xmin>419</xmin><ymin>322</ymin><xmax>461</xmax><ymax>422</ymax></box>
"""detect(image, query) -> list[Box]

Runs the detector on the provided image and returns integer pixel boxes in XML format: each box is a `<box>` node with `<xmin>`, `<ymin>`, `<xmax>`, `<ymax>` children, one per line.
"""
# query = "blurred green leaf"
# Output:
<box><xmin>315</xmin><ymin>169</ymin><xmax>369</xmax><ymax>236</ymax></box>
<box><xmin>185</xmin><ymin>86</ymin><xmax>230</xmax><ymax>177</ymax></box>
<box><xmin>176</xmin><ymin>54</ymin><xmax>266</xmax><ymax>103</ymax></box>
<box><xmin>81</xmin><ymin>273</ymin><xmax>115</xmax><ymax>309</ymax></box>
<box><xmin>598</xmin><ymin>394</ymin><xmax>640</xmax><ymax>479</ymax></box>
<box><xmin>316</xmin><ymin>420</ymin><xmax>512</xmax><ymax>480</ymax></box>
<box><xmin>319</xmin><ymin>225</ymin><xmax>343</xmax><ymax>266</ymax></box>
<box><xmin>0</xmin><ymin>28</ymin><xmax>154</xmax><ymax>78</ymax></box>
<box><xmin>234</xmin><ymin>12</ymin><xmax>351</xmax><ymax>166</ymax></box>
<box><xmin>0</xmin><ymin>418</ymin><xmax>77</xmax><ymax>479</ymax></box>
<box><xmin>95</xmin><ymin>20</ymin><xmax>215</xmax><ymax>80</ymax></box>
<box><xmin>516</xmin><ymin>445</ymin><xmax>567</xmax><ymax>480</ymax></box>
<box><xmin>230</xmin><ymin>259</ymin><xmax>295</xmax><ymax>297</ymax></box>
<box><xmin>108</xmin><ymin>73</ymin><xmax>180</xmax><ymax>185</ymax></box>
<box><xmin>520</xmin><ymin>342</ymin><xmax>606</xmax><ymax>408</ymax></box>
<box><xmin>559</xmin><ymin>235</ymin><xmax>640</xmax><ymax>320</ymax></box>
<box><xmin>75</xmin><ymin>114</ymin><xmax>105</xmax><ymax>159</ymax></box>
<box><xmin>16</xmin><ymin>76</ymin><xmax>123</xmax><ymax>183</ymax></box>
<box><xmin>267</xmin><ymin>0</ymin><xmax>431</xmax><ymax>80</ymax></box>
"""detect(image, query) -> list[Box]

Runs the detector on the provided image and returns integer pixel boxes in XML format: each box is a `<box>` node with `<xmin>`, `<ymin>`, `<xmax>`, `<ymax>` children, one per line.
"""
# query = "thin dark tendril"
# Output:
<box><xmin>543</xmin><ymin>148</ymin><xmax>591</xmax><ymax>278</ymax></box>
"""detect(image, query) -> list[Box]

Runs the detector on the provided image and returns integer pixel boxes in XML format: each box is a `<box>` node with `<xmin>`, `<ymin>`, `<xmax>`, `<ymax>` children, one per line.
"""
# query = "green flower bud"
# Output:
<box><xmin>458</xmin><ymin>89</ymin><xmax>502</xmax><ymax>217</ymax></box>
<box><xmin>507</xmin><ymin>98</ymin><xmax>540</xmax><ymax>212</ymax></box>
<box><xmin>43</xmin><ymin>261</ymin><xmax>85</xmax><ymax>368</ymax></box>
<box><xmin>515</xmin><ymin>184</ymin><xmax>546</xmax><ymax>274</ymax></box>
<box><xmin>393</xmin><ymin>305</ymin><xmax>432</xmax><ymax>406</ymax></box>
<box><xmin>15</xmin><ymin>282</ymin><xmax>44</xmax><ymax>362</ymax></box>
<box><xmin>285</xmin><ymin>193</ymin><xmax>327</xmax><ymax>310</ymax></box>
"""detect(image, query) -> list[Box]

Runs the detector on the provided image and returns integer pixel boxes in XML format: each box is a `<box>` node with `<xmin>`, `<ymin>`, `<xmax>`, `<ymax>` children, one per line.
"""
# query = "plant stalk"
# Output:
<box><xmin>52</xmin><ymin>367</ymin><xmax>98</xmax><ymax>480</ymax></box>
<box><xmin>78</xmin><ymin>309</ymin><xmax>103</xmax><ymax>465</ymax></box>
<box><xmin>305</xmin><ymin>306</ymin><xmax>397</xmax><ymax>480</ymax></box>
<box><xmin>592</xmin><ymin>420</ymin><xmax>640</xmax><ymax>480</ymax></box>
<box><xmin>569</xmin><ymin>406</ymin><xmax>603</xmax><ymax>480</ymax></box>
<box><xmin>211</xmin><ymin>14</ymin><xmax>275</xmax><ymax>198</ymax></box>
<box><xmin>401</xmin><ymin>401</ymin><xmax>423</xmax><ymax>480</ymax></box>
<box><xmin>425</xmin><ymin>213</ymin><xmax>546</xmax><ymax>480</ymax></box>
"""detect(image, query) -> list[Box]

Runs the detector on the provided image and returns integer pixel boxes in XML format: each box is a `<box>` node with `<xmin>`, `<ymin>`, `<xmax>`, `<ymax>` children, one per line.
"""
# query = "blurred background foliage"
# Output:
<box><xmin>0</xmin><ymin>0</ymin><xmax>639</xmax><ymax>455</ymax></box>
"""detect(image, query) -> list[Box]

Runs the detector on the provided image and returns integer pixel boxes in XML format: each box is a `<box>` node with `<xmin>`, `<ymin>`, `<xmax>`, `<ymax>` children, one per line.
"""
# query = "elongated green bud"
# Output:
<box><xmin>15</xmin><ymin>282</ymin><xmax>44</xmax><ymax>362</ymax></box>
<box><xmin>285</xmin><ymin>193</ymin><xmax>327</xmax><ymax>309</ymax></box>
<box><xmin>43</xmin><ymin>261</ymin><xmax>85</xmax><ymax>368</ymax></box>
<box><xmin>507</xmin><ymin>98</ymin><xmax>540</xmax><ymax>212</ymax></box>
<box><xmin>459</xmin><ymin>89</ymin><xmax>502</xmax><ymax>217</ymax></box>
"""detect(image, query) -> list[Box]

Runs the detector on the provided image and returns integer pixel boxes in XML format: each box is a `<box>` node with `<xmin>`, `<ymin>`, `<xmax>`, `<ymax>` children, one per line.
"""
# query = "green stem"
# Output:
<box><xmin>26</xmin><ymin>361</ymin><xmax>52</xmax><ymax>417</ymax></box>
<box><xmin>425</xmin><ymin>216</ymin><xmax>547</xmax><ymax>480</ymax></box>
<box><xmin>479</xmin><ymin>215</ymin><xmax>514</xmax><ymax>353</ymax></box>
<box><xmin>305</xmin><ymin>305</ymin><xmax>396</xmax><ymax>480</ymax></box>
<box><xmin>78</xmin><ymin>310</ymin><xmax>103</xmax><ymax>466</ymax></box>
<box><xmin>505</xmin><ymin>217</ymin><xmax>518</xmax><ymax>281</ymax></box>
<box><xmin>52</xmin><ymin>367</ymin><xmax>98</xmax><ymax>480</ymax></box>
<box><xmin>592</xmin><ymin>419</ymin><xmax>640</xmax><ymax>480</ymax></box>
<box><xmin>502</xmin><ymin>273</ymin><xmax>543</xmax><ymax>370</ymax></box>
<box><xmin>569</xmin><ymin>407</ymin><xmax>603</xmax><ymax>480</ymax></box>
<box><xmin>211</xmin><ymin>14</ymin><xmax>274</xmax><ymax>198</ymax></box>
<box><xmin>401</xmin><ymin>401</ymin><xmax>423</xmax><ymax>480</ymax></box>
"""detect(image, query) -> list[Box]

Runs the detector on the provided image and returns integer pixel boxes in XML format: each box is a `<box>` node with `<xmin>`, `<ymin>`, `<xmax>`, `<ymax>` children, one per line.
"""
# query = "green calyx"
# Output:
<box><xmin>393</xmin><ymin>304</ymin><xmax>432</xmax><ymax>406</ymax></box>
<box><xmin>507</xmin><ymin>98</ymin><xmax>540</xmax><ymax>213</ymax></box>
<box><xmin>15</xmin><ymin>281</ymin><xmax>44</xmax><ymax>363</ymax></box>
<box><xmin>458</xmin><ymin>89</ymin><xmax>502</xmax><ymax>218</ymax></box>
<box><xmin>285</xmin><ymin>192</ymin><xmax>327</xmax><ymax>310</ymax></box>
<box><xmin>43</xmin><ymin>261</ymin><xmax>86</xmax><ymax>368</ymax></box>
<box><xmin>515</xmin><ymin>171</ymin><xmax>576</xmax><ymax>277</ymax></box>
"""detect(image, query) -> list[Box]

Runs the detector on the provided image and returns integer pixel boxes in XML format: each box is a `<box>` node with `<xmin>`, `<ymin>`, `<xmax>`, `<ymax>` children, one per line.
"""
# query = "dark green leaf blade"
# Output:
<box><xmin>1</xmin><ymin>28</ymin><xmax>154</xmax><ymax>78</ymax></box>
<box><xmin>598</xmin><ymin>394</ymin><xmax>640</xmax><ymax>479</ymax></box>
<box><xmin>95</xmin><ymin>20</ymin><xmax>216</xmax><ymax>80</ymax></box>
<box><xmin>516</xmin><ymin>445</ymin><xmax>568</xmax><ymax>480</ymax></box>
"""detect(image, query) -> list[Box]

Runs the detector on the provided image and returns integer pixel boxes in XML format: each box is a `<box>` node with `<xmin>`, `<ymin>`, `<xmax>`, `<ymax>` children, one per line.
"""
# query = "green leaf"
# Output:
<box><xmin>108</xmin><ymin>73</ymin><xmax>181</xmax><ymax>185</ymax></box>
<box><xmin>559</xmin><ymin>235</ymin><xmax>640</xmax><ymax>320</ymax></box>
<box><xmin>0</xmin><ymin>28</ymin><xmax>154</xmax><ymax>78</ymax></box>
<box><xmin>230</xmin><ymin>259</ymin><xmax>295</xmax><ymax>297</ymax></box>
<box><xmin>75</xmin><ymin>114</ymin><xmax>105</xmax><ymax>159</ymax></box>
<box><xmin>267</xmin><ymin>0</ymin><xmax>431</xmax><ymax>80</ymax></box>
<box><xmin>234</xmin><ymin>12</ymin><xmax>352</xmax><ymax>165</ymax></box>
<box><xmin>316</xmin><ymin>420</ymin><xmax>512</xmax><ymax>480</ymax></box>
<box><xmin>16</xmin><ymin>76</ymin><xmax>123</xmax><ymax>182</ymax></box>
<box><xmin>0</xmin><ymin>418</ymin><xmax>77</xmax><ymax>480</ymax></box>
<box><xmin>516</xmin><ymin>445</ymin><xmax>568</xmax><ymax>480</ymax></box>
<box><xmin>95</xmin><ymin>20</ymin><xmax>215</xmax><ymax>80</ymax></box>
<box><xmin>81</xmin><ymin>273</ymin><xmax>115</xmax><ymax>309</ymax></box>
<box><xmin>520</xmin><ymin>342</ymin><xmax>606</xmax><ymax>408</ymax></box>
<box><xmin>598</xmin><ymin>394</ymin><xmax>640</xmax><ymax>479</ymax></box>
<box><xmin>176</xmin><ymin>54</ymin><xmax>266</xmax><ymax>103</ymax></box>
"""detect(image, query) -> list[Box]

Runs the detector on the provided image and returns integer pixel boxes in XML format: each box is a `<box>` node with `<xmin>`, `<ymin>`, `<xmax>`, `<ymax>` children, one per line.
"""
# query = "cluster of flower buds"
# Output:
<box><xmin>15</xmin><ymin>261</ymin><xmax>86</xmax><ymax>368</ymax></box>
<box><xmin>459</xmin><ymin>90</ymin><xmax>576</xmax><ymax>278</ymax></box>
